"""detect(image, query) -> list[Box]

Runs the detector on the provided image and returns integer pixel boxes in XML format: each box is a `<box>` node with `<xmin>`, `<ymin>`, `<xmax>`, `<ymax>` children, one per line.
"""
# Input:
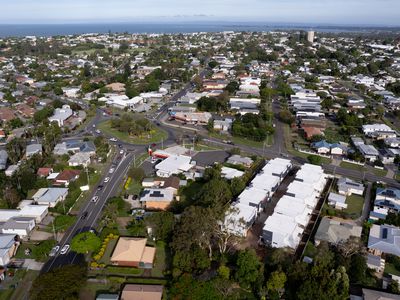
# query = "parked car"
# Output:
<box><xmin>109</xmin><ymin>138</ymin><xmax>117</xmax><ymax>142</ymax></box>
<box><xmin>60</xmin><ymin>244</ymin><xmax>70</xmax><ymax>255</ymax></box>
<box><xmin>49</xmin><ymin>245</ymin><xmax>60</xmax><ymax>257</ymax></box>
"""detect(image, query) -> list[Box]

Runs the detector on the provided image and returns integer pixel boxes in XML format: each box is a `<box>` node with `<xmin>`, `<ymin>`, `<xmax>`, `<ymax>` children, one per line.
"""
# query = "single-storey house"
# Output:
<box><xmin>110</xmin><ymin>237</ymin><xmax>155</xmax><ymax>268</ymax></box>
<box><xmin>120</xmin><ymin>284</ymin><xmax>163</xmax><ymax>300</ymax></box>
<box><xmin>140</xmin><ymin>189</ymin><xmax>174</xmax><ymax>210</ymax></box>
<box><xmin>68</xmin><ymin>152</ymin><xmax>92</xmax><ymax>167</ymax></box>
<box><xmin>368</xmin><ymin>224</ymin><xmax>400</xmax><ymax>256</ymax></box>
<box><xmin>0</xmin><ymin>217</ymin><xmax>35</xmax><ymax>238</ymax></box>
<box><xmin>32</xmin><ymin>188</ymin><xmax>68</xmax><ymax>207</ymax></box>
<box><xmin>0</xmin><ymin>234</ymin><xmax>18</xmax><ymax>266</ymax></box>
<box><xmin>337</xmin><ymin>177</ymin><xmax>364</xmax><ymax>196</ymax></box>
<box><xmin>328</xmin><ymin>192</ymin><xmax>348</xmax><ymax>210</ymax></box>
<box><xmin>314</xmin><ymin>217</ymin><xmax>362</xmax><ymax>246</ymax></box>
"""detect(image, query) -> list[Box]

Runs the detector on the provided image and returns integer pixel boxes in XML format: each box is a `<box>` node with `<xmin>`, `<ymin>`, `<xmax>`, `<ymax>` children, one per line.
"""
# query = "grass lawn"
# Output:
<box><xmin>125</xmin><ymin>180</ymin><xmax>142</xmax><ymax>195</ymax></box>
<box><xmin>396</xmin><ymin>173</ymin><xmax>400</xmax><ymax>181</ymax></box>
<box><xmin>98</xmin><ymin>238</ymin><xmax>118</xmax><ymax>265</ymax></box>
<box><xmin>0</xmin><ymin>269</ymin><xmax>39</xmax><ymax>300</ymax></box>
<box><xmin>303</xmin><ymin>241</ymin><xmax>318</xmax><ymax>258</ymax></box>
<box><xmin>209</xmin><ymin>132</ymin><xmax>269</xmax><ymax>148</ymax></box>
<box><xmin>340</xmin><ymin>161</ymin><xmax>366</xmax><ymax>172</ymax></box>
<box><xmin>104</xmin><ymin>266</ymin><xmax>143</xmax><ymax>276</ymax></box>
<box><xmin>151</xmin><ymin>241</ymin><xmax>167</xmax><ymax>277</ymax></box>
<box><xmin>385</xmin><ymin>263</ymin><xmax>400</xmax><ymax>276</ymax></box>
<box><xmin>344</xmin><ymin>194</ymin><xmax>364</xmax><ymax>219</ymax></box>
<box><xmin>98</xmin><ymin>120</ymin><xmax>168</xmax><ymax>145</ymax></box>
<box><xmin>372</xmin><ymin>168</ymin><xmax>388</xmax><ymax>177</ymax></box>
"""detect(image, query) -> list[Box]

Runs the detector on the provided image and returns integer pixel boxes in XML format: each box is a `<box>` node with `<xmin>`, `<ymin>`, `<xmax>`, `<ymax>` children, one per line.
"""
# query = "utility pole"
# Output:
<box><xmin>52</xmin><ymin>220</ymin><xmax>57</xmax><ymax>241</ymax></box>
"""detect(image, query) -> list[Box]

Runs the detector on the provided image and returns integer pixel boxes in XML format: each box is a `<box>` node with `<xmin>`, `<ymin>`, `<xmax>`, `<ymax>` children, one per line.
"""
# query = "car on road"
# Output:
<box><xmin>109</xmin><ymin>138</ymin><xmax>117</xmax><ymax>142</ymax></box>
<box><xmin>109</xmin><ymin>168</ymin><xmax>115</xmax><ymax>174</ymax></box>
<box><xmin>97</xmin><ymin>185</ymin><xmax>104</xmax><ymax>191</ymax></box>
<box><xmin>95</xmin><ymin>129</ymin><xmax>101</xmax><ymax>134</ymax></box>
<box><xmin>104</xmin><ymin>177</ymin><xmax>110</xmax><ymax>183</ymax></box>
<box><xmin>81</xmin><ymin>211</ymin><xmax>88</xmax><ymax>219</ymax></box>
<box><xmin>92</xmin><ymin>124</ymin><xmax>96</xmax><ymax>128</ymax></box>
<box><xmin>91</xmin><ymin>196</ymin><xmax>99</xmax><ymax>203</ymax></box>
<box><xmin>49</xmin><ymin>245</ymin><xmax>60</xmax><ymax>257</ymax></box>
<box><xmin>60</xmin><ymin>244</ymin><xmax>70</xmax><ymax>255</ymax></box>
<box><xmin>119</xmin><ymin>149</ymin><xmax>124</xmax><ymax>154</ymax></box>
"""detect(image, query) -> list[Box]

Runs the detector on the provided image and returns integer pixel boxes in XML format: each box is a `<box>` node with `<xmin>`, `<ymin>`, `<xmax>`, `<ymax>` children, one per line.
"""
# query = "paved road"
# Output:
<box><xmin>41</xmin><ymin>152</ymin><xmax>135</xmax><ymax>272</ymax></box>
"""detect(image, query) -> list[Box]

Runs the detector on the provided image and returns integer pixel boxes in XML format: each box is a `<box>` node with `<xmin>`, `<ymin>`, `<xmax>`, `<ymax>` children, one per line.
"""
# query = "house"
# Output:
<box><xmin>385</xmin><ymin>137</ymin><xmax>400</xmax><ymax>148</ymax></box>
<box><xmin>0</xmin><ymin>217</ymin><xmax>35</xmax><ymax>238</ymax></box>
<box><xmin>155</xmin><ymin>155</ymin><xmax>194</xmax><ymax>178</ymax></box>
<box><xmin>53</xmin><ymin>140</ymin><xmax>96</xmax><ymax>156</ymax></box>
<box><xmin>32</xmin><ymin>188</ymin><xmax>68</xmax><ymax>207</ymax></box>
<box><xmin>0</xmin><ymin>150</ymin><xmax>8</xmax><ymax>170</ymax></box>
<box><xmin>0</xmin><ymin>108</ymin><xmax>16</xmax><ymax>123</ymax></box>
<box><xmin>368</xmin><ymin>224</ymin><xmax>400</xmax><ymax>256</ymax></box>
<box><xmin>362</xmin><ymin>124</ymin><xmax>396</xmax><ymax>137</ymax></box>
<box><xmin>48</xmin><ymin>105</ymin><xmax>73</xmax><ymax>126</ymax></box>
<box><xmin>5</xmin><ymin>164</ymin><xmax>19</xmax><ymax>177</ymax></box>
<box><xmin>162</xmin><ymin>176</ymin><xmax>180</xmax><ymax>194</ymax></box>
<box><xmin>213</xmin><ymin>118</ymin><xmax>233</xmax><ymax>132</ymax></box>
<box><xmin>358</xmin><ymin>144</ymin><xmax>379</xmax><ymax>162</ymax></box>
<box><xmin>53</xmin><ymin>170</ymin><xmax>81</xmax><ymax>187</ymax></box>
<box><xmin>26</xmin><ymin>144</ymin><xmax>42</xmax><ymax>158</ymax></box>
<box><xmin>314</xmin><ymin>217</ymin><xmax>362</xmax><ymax>245</ymax></box>
<box><xmin>140</xmin><ymin>189</ymin><xmax>175</xmax><ymax>210</ymax></box>
<box><xmin>19</xmin><ymin>205</ymin><xmax>48</xmax><ymax>223</ymax></box>
<box><xmin>221</xmin><ymin>166</ymin><xmax>244</xmax><ymax>179</ymax></box>
<box><xmin>68</xmin><ymin>152</ymin><xmax>92</xmax><ymax>167</ymax></box>
<box><xmin>361</xmin><ymin>288</ymin><xmax>400</xmax><ymax>300</ymax></box>
<box><xmin>375</xmin><ymin>188</ymin><xmax>400</xmax><ymax>212</ymax></box>
<box><xmin>37</xmin><ymin>167</ymin><xmax>53</xmax><ymax>177</ymax></box>
<box><xmin>328</xmin><ymin>192</ymin><xmax>348</xmax><ymax>210</ymax></box>
<box><xmin>337</xmin><ymin>177</ymin><xmax>364</xmax><ymax>196</ymax></box>
<box><xmin>110</xmin><ymin>237</ymin><xmax>155</xmax><ymax>268</ymax></box>
<box><xmin>120</xmin><ymin>284</ymin><xmax>163</xmax><ymax>300</ymax></box>
<box><xmin>311</xmin><ymin>140</ymin><xmax>331</xmax><ymax>154</ymax></box>
<box><xmin>366</xmin><ymin>253</ymin><xmax>385</xmax><ymax>273</ymax></box>
<box><xmin>0</xmin><ymin>234</ymin><xmax>18</xmax><ymax>266</ymax></box>
<box><xmin>227</xmin><ymin>155</ymin><xmax>253</xmax><ymax>168</ymax></box>
<box><xmin>225</xmin><ymin>202</ymin><xmax>258</xmax><ymax>237</ymax></box>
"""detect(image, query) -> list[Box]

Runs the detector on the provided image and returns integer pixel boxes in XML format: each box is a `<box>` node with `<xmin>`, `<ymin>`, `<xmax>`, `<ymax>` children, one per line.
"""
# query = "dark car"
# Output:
<box><xmin>97</xmin><ymin>185</ymin><xmax>104</xmax><ymax>191</ymax></box>
<box><xmin>81</xmin><ymin>211</ymin><xmax>88</xmax><ymax>220</ymax></box>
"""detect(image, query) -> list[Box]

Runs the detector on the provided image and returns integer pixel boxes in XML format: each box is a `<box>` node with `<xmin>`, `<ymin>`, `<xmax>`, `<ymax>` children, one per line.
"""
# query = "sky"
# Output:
<box><xmin>1</xmin><ymin>0</ymin><xmax>399</xmax><ymax>26</ymax></box>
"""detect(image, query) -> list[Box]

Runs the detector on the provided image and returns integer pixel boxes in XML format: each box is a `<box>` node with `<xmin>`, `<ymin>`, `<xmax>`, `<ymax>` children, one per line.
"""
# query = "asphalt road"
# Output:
<box><xmin>41</xmin><ymin>151</ymin><xmax>135</xmax><ymax>272</ymax></box>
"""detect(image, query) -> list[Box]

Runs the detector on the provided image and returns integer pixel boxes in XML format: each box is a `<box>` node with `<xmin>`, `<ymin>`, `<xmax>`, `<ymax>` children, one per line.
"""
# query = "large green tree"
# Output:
<box><xmin>70</xmin><ymin>232</ymin><xmax>101</xmax><ymax>254</ymax></box>
<box><xmin>30</xmin><ymin>264</ymin><xmax>87</xmax><ymax>300</ymax></box>
<box><xmin>235</xmin><ymin>249</ymin><xmax>263</xmax><ymax>288</ymax></box>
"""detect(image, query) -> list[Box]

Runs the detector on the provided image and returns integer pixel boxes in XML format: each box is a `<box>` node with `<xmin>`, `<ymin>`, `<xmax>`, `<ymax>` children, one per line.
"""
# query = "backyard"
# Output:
<box><xmin>343</xmin><ymin>194</ymin><xmax>364</xmax><ymax>219</ymax></box>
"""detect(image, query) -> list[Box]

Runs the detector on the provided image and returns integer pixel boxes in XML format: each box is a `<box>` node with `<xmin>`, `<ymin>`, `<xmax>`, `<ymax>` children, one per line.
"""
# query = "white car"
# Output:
<box><xmin>109</xmin><ymin>168</ymin><xmax>115</xmax><ymax>174</ymax></box>
<box><xmin>91</xmin><ymin>196</ymin><xmax>99</xmax><ymax>203</ymax></box>
<box><xmin>109</xmin><ymin>138</ymin><xmax>117</xmax><ymax>142</ymax></box>
<box><xmin>119</xmin><ymin>149</ymin><xmax>124</xmax><ymax>154</ymax></box>
<box><xmin>49</xmin><ymin>245</ymin><xmax>60</xmax><ymax>257</ymax></box>
<box><xmin>95</xmin><ymin>129</ymin><xmax>101</xmax><ymax>134</ymax></box>
<box><xmin>60</xmin><ymin>244</ymin><xmax>70</xmax><ymax>255</ymax></box>
<box><xmin>104</xmin><ymin>177</ymin><xmax>110</xmax><ymax>183</ymax></box>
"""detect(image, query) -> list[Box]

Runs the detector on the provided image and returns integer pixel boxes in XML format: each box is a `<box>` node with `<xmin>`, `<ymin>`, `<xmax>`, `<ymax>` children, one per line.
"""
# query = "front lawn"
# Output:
<box><xmin>339</xmin><ymin>161</ymin><xmax>366</xmax><ymax>172</ymax></box>
<box><xmin>98</xmin><ymin>120</ymin><xmax>168</xmax><ymax>145</ymax></box>
<box><xmin>385</xmin><ymin>263</ymin><xmax>400</xmax><ymax>276</ymax></box>
<box><xmin>372</xmin><ymin>167</ymin><xmax>388</xmax><ymax>177</ymax></box>
<box><xmin>98</xmin><ymin>238</ymin><xmax>118</xmax><ymax>265</ymax></box>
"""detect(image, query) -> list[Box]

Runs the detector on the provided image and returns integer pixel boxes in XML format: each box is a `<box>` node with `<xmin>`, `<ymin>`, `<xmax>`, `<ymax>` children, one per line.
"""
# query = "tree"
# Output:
<box><xmin>128</xmin><ymin>167</ymin><xmax>145</xmax><ymax>182</ymax></box>
<box><xmin>31</xmin><ymin>240</ymin><xmax>56</xmax><ymax>261</ymax></box>
<box><xmin>30</xmin><ymin>264</ymin><xmax>87</xmax><ymax>300</ymax></box>
<box><xmin>145</xmin><ymin>211</ymin><xmax>175</xmax><ymax>242</ymax></box>
<box><xmin>218</xmin><ymin>265</ymin><xmax>230</xmax><ymax>280</ymax></box>
<box><xmin>208</xmin><ymin>60</ymin><xmax>219</xmax><ymax>68</ymax></box>
<box><xmin>278</xmin><ymin>110</ymin><xmax>295</xmax><ymax>125</ymax></box>
<box><xmin>388</xmin><ymin>280</ymin><xmax>400</xmax><ymax>294</ymax></box>
<box><xmin>70</xmin><ymin>232</ymin><xmax>101</xmax><ymax>254</ymax></box>
<box><xmin>6</xmin><ymin>138</ymin><xmax>26</xmax><ymax>164</ymax></box>
<box><xmin>337</xmin><ymin>236</ymin><xmax>362</xmax><ymax>258</ymax></box>
<box><xmin>235</xmin><ymin>249</ymin><xmax>263</xmax><ymax>288</ymax></box>
<box><xmin>348</xmin><ymin>254</ymin><xmax>367</xmax><ymax>284</ymax></box>
<box><xmin>53</xmin><ymin>215</ymin><xmax>76</xmax><ymax>233</ymax></box>
<box><xmin>266</xmin><ymin>270</ymin><xmax>287</xmax><ymax>297</ymax></box>
<box><xmin>307</xmin><ymin>155</ymin><xmax>322</xmax><ymax>165</ymax></box>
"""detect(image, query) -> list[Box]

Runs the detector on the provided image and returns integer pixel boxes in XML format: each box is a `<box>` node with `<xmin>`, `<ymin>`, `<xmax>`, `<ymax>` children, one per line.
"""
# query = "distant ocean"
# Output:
<box><xmin>0</xmin><ymin>22</ymin><xmax>399</xmax><ymax>37</ymax></box>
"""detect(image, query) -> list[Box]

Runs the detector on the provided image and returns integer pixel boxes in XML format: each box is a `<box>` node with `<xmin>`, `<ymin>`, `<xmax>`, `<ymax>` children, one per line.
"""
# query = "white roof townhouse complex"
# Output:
<box><xmin>262</xmin><ymin>164</ymin><xmax>327</xmax><ymax>249</ymax></box>
<box><xmin>224</xmin><ymin>158</ymin><xmax>292</xmax><ymax>237</ymax></box>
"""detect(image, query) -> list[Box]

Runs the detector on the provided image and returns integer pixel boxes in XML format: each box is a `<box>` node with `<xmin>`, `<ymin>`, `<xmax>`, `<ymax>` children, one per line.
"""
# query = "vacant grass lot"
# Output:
<box><xmin>339</xmin><ymin>161</ymin><xmax>366</xmax><ymax>172</ymax></box>
<box><xmin>344</xmin><ymin>194</ymin><xmax>364</xmax><ymax>219</ymax></box>
<box><xmin>98</xmin><ymin>120</ymin><xmax>168</xmax><ymax>145</ymax></box>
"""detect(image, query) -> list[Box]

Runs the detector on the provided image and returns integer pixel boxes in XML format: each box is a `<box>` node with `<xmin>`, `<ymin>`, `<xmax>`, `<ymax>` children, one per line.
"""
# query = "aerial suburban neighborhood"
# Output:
<box><xmin>0</xmin><ymin>3</ymin><xmax>400</xmax><ymax>299</ymax></box>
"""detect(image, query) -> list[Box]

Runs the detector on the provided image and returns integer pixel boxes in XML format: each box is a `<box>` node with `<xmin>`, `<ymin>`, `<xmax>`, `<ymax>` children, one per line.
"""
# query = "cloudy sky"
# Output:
<box><xmin>1</xmin><ymin>0</ymin><xmax>399</xmax><ymax>25</ymax></box>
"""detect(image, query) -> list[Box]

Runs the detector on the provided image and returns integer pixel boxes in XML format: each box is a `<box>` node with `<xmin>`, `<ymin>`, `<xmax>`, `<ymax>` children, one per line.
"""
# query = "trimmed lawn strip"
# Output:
<box><xmin>372</xmin><ymin>168</ymin><xmax>388</xmax><ymax>177</ymax></box>
<box><xmin>98</xmin><ymin>120</ymin><xmax>168</xmax><ymax>145</ymax></box>
<box><xmin>385</xmin><ymin>263</ymin><xmax>400</xmax><ymax>276</ymax></box>
<box><xmin>340</xmin><ymin>161</ymin><xmax>366</xmax><ymax>172</ymax></box>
